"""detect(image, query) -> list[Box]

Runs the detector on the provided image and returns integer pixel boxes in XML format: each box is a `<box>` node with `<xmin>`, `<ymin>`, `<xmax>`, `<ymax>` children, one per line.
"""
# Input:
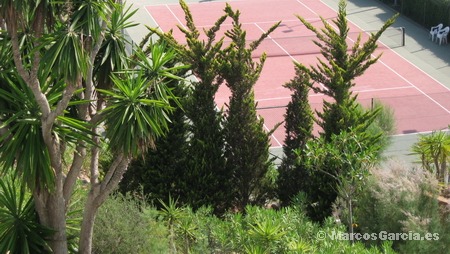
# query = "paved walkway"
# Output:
<box><xmin>126</xmin><ymin>0</ymin><xmax>450</xmax><ymax>164</ymax></box>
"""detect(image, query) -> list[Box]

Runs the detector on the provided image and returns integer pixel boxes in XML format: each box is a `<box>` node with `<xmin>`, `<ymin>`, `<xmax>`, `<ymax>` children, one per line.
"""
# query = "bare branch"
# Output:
<box><xmin>30</xmin><ymin>2</ymin><xmax>45</xmax><ymax>79</ymax></box>
<box><xmin>98</xmin><ymin>155</ymin><xmax>130</xmax><ymax>204</ymax></box>
<box><xmin>63</xmin><ymin>144</ymin><xmax>87</xmax><ymax>207</ymax></box>
<box><xmin>90</xmin><ymin>136</ymin><xmax>101</xmax><ymax>185</ymax></box>
<box><xmin>0</xmin><ymin>120</ymin><xmax>9</xmax><ymax>139</ymax></box>
<box><xmin>88</xmin><ymin>113</ymin><xmax>104</xmax><ymax>127</ymax></box>
<box><xmin>6</xmin><ymin>6</ymin><xmax>51</xmax><ymax>118</ymax></box>
<box><xmin>84</xmin><ymin>19</ymin><xmax>109</xmax><ymax>118</ymax></box>
<box><xmin>100</xmin><ymin>152</ymin><xmax>124</xmax><ymax>191</ymax></box>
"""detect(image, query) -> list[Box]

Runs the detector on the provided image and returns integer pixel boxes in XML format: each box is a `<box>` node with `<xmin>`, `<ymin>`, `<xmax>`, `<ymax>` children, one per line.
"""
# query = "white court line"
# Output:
<box><xmin>318</xmin><ymin>0</ymin><xmax>450</xmax><ymax>114</ymax></box>
<box><xmin>365</xmin><ymin>50</ymin><xmax>450</xmax><ymax>114</ymax></box>
<box><xmin>254</xmin><ymin>23</ymin><xmax>298</xmax><ymax>63</ymax></box>
<box><xmin>254</xmin><ymin>22</ymin><xmax>330</xmax><ymax>91</ymax></box>
<box><xmin>144</xmin><ymin>6</ymin><xmax>163</xmax><ymax>32</ymax></box>
<box><xmin>249</xmin><ymin>26</ymin><xmax>286</xmax><ymax>147</ymax></box>
<box><xmin>165</xmin><ymin>4</ymin><xmax>186</xmax><ymax>29</ymax></box>
<box><xmin>254</xmin><ymin>23</ymin><xmax>306</xmax><ymax>147</ymax></box>
<box><xmin>353</xmin><ymin>85</ymin><xmax>413</xmax><ymax>93</ymax></box>
<box><xmin>144</xmin><ymin>1</ymin><xmax>239</xmax><ymax>8</ymax></box>
<box><xmin>147</xmin><ymin>3</ymin><xmax>318</xmax><ymax>29</ymax></box>
<box><xmin>261</xmin><ymin>118</ymin><xmax>283</xmax><ymax>147</ymax></box>
<box><xmin>196</xmin><ymin>18</ymin><xmax>319</xmax><ymax>28</ymax></box>
<box><xmin>296</xmin><ymin>0</ymin><xmax>320</xmax><ymax>17</ymax></box>
<box><xmin>302</xmin><ymin>0</ymin><xmax>450</xmax><ymax>115</ymax></box>
<box><xmin>255</xmin><ymin>84</ymin><xmax>414</xmax><ymax>105</ymax></box>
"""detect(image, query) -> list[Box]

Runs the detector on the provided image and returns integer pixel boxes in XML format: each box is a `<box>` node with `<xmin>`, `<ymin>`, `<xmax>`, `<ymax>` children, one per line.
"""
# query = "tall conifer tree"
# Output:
<box><xmin>151</xmin><ymin>0</ymin><xmax>231</xmax><ymax>214</ymax></box>
<box><xmin>277</xmin><ymin>71</ymin><xmax>314</xmax><ymax>205</ymax></box>
<box><xmin>295</xmin><ymin>0</ymin><xmax>397</xmax><ymax>141</ymax></box>
<box><xmin>283</xmin><ymin>0</ymin><xmax>397</xmax><ymax>221</ymax></box>
<box><xmin>220</xmin><ymin>5</ymin><xmax>280</xmax><ymax>210</ymax></box>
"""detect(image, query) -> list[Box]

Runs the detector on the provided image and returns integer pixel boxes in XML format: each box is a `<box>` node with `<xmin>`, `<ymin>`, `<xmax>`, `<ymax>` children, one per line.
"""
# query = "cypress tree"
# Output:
<box><xmin>295</xmin><ymin>0</ymin><xmax>397</xmax><ymax>141</ymax></box>
<box><xmin>151</xmin><ymin>0</ymin><xmax>232</xmax><ymax>214</ymax></box>
<box><xmin>288</xmin><ymin>0</ymin><xmax>398</xmax><ymax>222</ymax></box>
<box><xmin>180</xmin><ymin>5</ymin><xmax>230</xmax><ymax>214</ymax></box>
<box><xmin>220</xmin><ymin>5</ymin><xmax>280</xmax><ymax>210</ymax></box>
<box><xmin>277</xmin><ymin>70</ymin><xmax>314</xmax><ymax>205</ymax></box>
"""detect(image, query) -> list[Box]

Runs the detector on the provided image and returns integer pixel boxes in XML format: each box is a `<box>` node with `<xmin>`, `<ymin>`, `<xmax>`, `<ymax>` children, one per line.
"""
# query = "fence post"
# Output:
<box><xmin>401</xmin><ymin>27</ymin><xmax>405</xmax><ymax>47</ymax></box>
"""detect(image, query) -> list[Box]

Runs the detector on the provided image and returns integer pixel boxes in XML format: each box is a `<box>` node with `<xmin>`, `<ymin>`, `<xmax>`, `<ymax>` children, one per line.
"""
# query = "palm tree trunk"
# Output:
<box><xmin>443</xmin><ymin>160</ymin><xmax>449</xmax><ymax>186</ymax></box>
<box><xmin>79</xmin><ymin>191</ymin><xmax>100</xmax><ymax>254</ymax></box>
<box><xmin>434</xmin><ymin>157</ymin><xmax>441</xmax><ymax>181</ymax></box>
<box><xmin>34</xmin><ymin>190</ymin><xmax>69</xmax><ymax>254</ymax></box>
<box><xmin>79</xmin><ymin>153</ymin><xmax>131</xmax><ymax>253</ymax></box>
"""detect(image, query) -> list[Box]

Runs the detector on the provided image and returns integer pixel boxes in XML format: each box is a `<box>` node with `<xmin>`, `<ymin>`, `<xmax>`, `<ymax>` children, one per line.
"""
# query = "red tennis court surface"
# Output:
<box><xmin>146</xmin><ymin>0</ymin><xmax>450</xmax><ymax>148</ymax></box>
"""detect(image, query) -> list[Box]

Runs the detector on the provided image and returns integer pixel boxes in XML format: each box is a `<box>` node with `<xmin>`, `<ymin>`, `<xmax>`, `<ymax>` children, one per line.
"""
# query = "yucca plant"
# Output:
<box><xmin>412</xmin><ymin>131</ymin><xmax>450</xmax><ymax>186</ymax></box>
<box><xmin>0</xmin><ymin>173</ymin><xmax>53</xmax><ymax>254</ymax></box>
<box><xmin>247</xmin><ymin>219</ymin><xmax>286</xmax><ymax>253</ymax></box>
<box><xmin>243</xmin><ymin>245</ymin><xmax>269</xmax><ymax>254</ymax></box>
<box><xmin>0</xmin><ymin>0</ymin><xmax>187</xmax><ymax>252</ymax></box>
<box><xmin>158</xmin><ymin>196</ymin><xmax>186</xmax><ymax>254</ymax></box>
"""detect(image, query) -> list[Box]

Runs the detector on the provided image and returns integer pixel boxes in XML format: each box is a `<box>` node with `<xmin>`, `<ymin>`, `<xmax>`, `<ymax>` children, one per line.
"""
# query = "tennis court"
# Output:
<box><xmin>145</xmin><ymin>0</ymin><xmax>450</xmax><ymax>148</ymax></box>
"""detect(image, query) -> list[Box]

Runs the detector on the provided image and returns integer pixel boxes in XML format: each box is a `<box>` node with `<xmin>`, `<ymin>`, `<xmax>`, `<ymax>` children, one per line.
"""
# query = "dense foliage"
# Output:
<box><xmin>354</xmin><ymin>160</ymin><xmax>450</xmax><ymax>253</ymax></box>
<box><xmin>0</xmin><ymin>1</ymin><xmax>186</xmax><ymax>252</ymax></box>
<box><xmin>278</xmin><ymin>0</ymin><xmax>398</xmax><ymax>223</ymax></box>
<box><xmin>92</xmin><ymin>193</ymin><xmax>397</xmax><ymax>254</ymax></box>
<box><xmin>277</xmin><ymin>70</ymin><xmax>314</xmax><ymax>206</ymax></box>
<box><xmin>220</xmin><ymin>5</ymin><xmax>280</xmax><ymax>210</ymax></box>
<box><xmin>0</xmin><ymin>174</ymin><xmax>52</xmax><ymax>253</ymax></box>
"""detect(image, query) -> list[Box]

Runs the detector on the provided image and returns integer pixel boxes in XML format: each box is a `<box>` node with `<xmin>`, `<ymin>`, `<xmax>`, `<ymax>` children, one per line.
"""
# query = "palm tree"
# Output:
<box><xmin>0</xmin><ymin>1</ymin><xmax>186</xmax><ymax>253</ymax></box>
<box><xmin>412</xmin><ymin>131</ymin><xmax>450</xmax><ymax>186</ymax></box>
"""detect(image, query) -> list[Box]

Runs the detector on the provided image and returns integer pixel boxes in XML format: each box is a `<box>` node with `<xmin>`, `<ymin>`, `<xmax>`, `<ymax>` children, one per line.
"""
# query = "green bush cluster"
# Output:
<box><xmin>92</xmin><ymin>193</ymin><xmax>168</xmax><ymax>254</ymax></box>
<box><xmin>353</xmin><ymin>160</ymin><xmax>450</xmax><ymax>253</ymax></box>
<box><xmin>92</xmin><ymin>194</ymin><xmax>396</xmax><ymax>254</ymax></box>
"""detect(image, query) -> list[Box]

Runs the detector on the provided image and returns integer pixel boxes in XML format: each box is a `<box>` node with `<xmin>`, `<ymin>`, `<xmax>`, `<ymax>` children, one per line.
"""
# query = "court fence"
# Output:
<box><xmin>377</xmin><ymin>0</ymin><xmax>450</xmax><ymax>29</ymax></box>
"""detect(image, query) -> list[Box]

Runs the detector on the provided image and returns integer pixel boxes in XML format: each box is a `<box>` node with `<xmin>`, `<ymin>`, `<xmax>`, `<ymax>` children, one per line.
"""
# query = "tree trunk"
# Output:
<box><xmin>347</xmin><ymin>196</ymin><xmax>354</xmax><ymax>244</ymax></box>
<box><xmin>79</xmin><ymin>189</ymin><xmax>101</xmax><ymax>254</ymax></box>
<box><xmin>34</xmin><ymin>190</ymin><xmax>69</xmax><ymax>254</ymax></box>
<box><xmin>434</xmin><ymin>157</ymin><xmax>441</xmax><ymax>181</ymax></box>
<box><xmin>79</xmin><ymin>154</ymin><xmax>131</xmax><ymax>254</ymax></box>
<box><xmin>169</xmin><ymin>223</ymin><xmax>177</xmax><ymax>254</ymax></box>
<box><xmin>443</xmin><ymin>160</ymin><xmax>449</xmax><ymax>186</ymax></box>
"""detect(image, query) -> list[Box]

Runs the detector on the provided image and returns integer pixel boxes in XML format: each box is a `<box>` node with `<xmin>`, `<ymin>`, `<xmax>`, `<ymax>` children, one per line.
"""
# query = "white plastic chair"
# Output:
<box><xmin>436</xmin><ymin>26</ymin><xmax>449</xmax><ymax>45</ymax></box>
<box><xmin>430</xmin><ymin>23</ymin><xmax>443</xmax><ymax>42</ymax></box>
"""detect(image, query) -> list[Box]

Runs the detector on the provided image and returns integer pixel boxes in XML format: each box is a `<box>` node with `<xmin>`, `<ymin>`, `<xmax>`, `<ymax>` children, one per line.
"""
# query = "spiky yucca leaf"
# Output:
<box><xmin>0</xmin><ymin>173</ymin><xmax>53</xmax><ymax>254</ymax></box>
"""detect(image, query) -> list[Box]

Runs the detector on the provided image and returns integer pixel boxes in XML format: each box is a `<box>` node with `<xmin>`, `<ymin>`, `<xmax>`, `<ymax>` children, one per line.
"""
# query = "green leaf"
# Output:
<box><xmin>0</xmin><ymin>173</ymin><xmax>53</xmax><ymax>254</ymax></box>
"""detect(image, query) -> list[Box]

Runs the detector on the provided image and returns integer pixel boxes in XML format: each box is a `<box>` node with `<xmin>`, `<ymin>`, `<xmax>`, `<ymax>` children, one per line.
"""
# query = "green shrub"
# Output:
<box><xmin>367</xmin><ymin>99</ymin><xmax>396</xmax><ymax>153</ymax></box>
<box><xmin>354</xmin><ymin>160</ymin><xmax>450</xmax><ymax>253</ymax></box>
<box><xmin>169</xmin><ymin>202</ymin><xmax>396</xmax><ymax>253</ymax></box>
<box><xmin>0</xmin><ymin>174</ymin><xmax>53</xmax><ymax>254</ymax></box>
<box><xmin>92</xmin><ymin>192</ymin><xmax>397</xmax><ymax>253</ymax></box>
<box><xmin>92</xmin><ymin>193</ymin><xmax>168</xmax><ymax>254</ymax></box>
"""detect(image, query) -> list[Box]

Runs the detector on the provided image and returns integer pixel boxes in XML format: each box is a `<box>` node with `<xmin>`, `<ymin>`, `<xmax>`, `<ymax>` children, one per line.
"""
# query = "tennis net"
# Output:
<box><xmin>245</xmin><ymin>26</ymin><xmax>406</xmax><ymax>58</ymax></box>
